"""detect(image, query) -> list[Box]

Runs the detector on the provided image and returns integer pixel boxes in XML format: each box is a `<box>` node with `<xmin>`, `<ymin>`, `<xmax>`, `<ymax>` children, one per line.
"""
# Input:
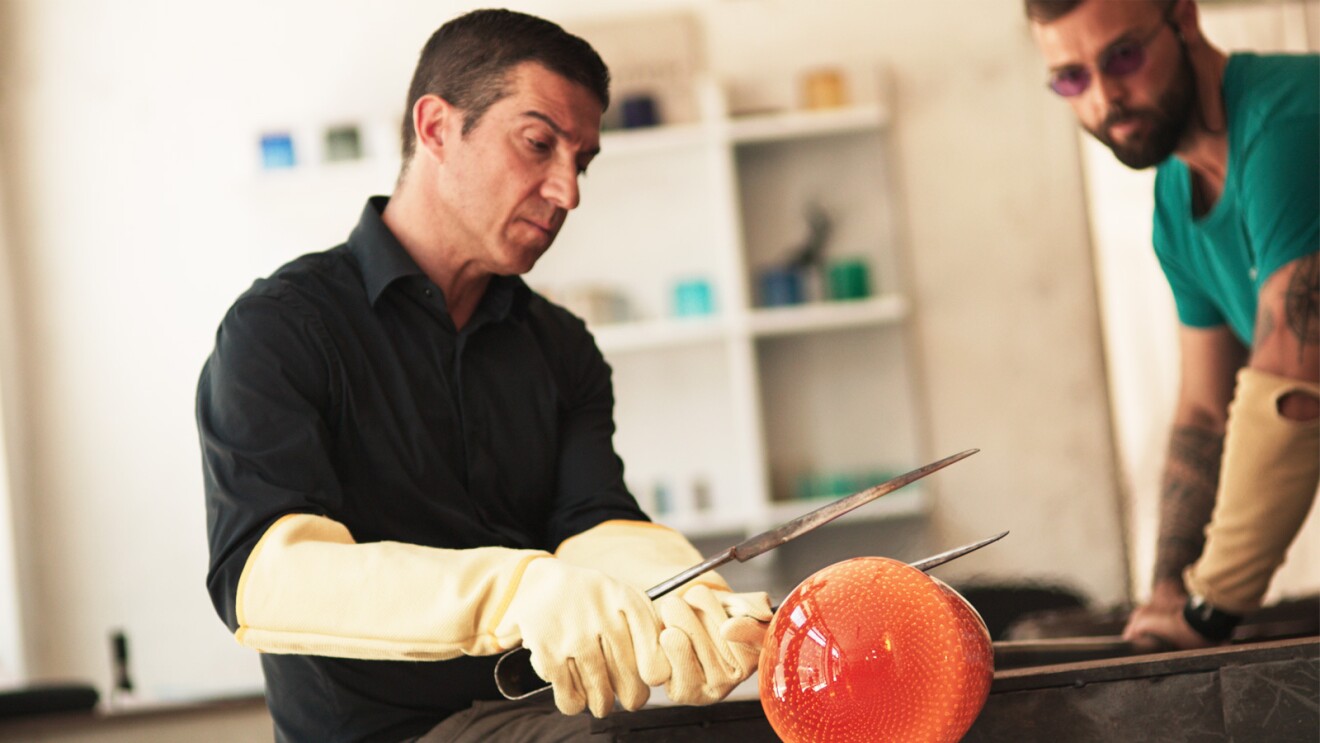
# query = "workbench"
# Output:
<box><xmin>590</xmin><ymin>636</ymin><xmax>1319</xmax><ymax>742</ymax></box>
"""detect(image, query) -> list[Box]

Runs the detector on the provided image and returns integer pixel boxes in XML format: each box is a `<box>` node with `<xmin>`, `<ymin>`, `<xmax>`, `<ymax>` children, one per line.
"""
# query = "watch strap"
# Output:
<box><xmin>1182</xmin><ymin>595</ymin><xmax>1242</xmax><ymax>642</ymax></box>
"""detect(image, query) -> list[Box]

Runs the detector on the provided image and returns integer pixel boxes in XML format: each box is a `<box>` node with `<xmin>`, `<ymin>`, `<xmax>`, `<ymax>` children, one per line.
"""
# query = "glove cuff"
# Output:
<box><xmin>557</xmin><ymin>520</ymin><xmax>729</xmax><ymax>593</ymax></box>
<box><xmin>236</xmin><ymin>513</ymin><xmax>549</xmax><ymax>659</ymax></box>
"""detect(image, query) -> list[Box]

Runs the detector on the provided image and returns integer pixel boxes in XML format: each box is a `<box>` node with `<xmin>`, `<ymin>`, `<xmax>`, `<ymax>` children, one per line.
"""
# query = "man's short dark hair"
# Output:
<box><xmin>1024</xmin><ymin>0</ymin><xmax>1176</xmax><ymax>23</ymax></box>
<box><xmin>398</xmin><ymin>9</ymin><xmax>611</xmax><ymax>167</ymax></box>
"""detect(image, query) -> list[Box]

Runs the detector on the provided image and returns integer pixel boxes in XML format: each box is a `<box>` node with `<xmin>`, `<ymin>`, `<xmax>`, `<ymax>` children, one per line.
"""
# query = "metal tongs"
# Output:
<box><xmin>495</xmin><ymin>448</ymin><xmax>1006</xmax><ymax>699</ymax></box>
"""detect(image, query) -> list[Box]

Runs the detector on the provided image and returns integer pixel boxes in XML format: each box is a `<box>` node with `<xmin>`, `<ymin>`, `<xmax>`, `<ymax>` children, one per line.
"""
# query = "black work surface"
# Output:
<box><xmin>590</xmin><ymin>637</ymin><xmax>1319</xmax><ymax>742</ymax></box>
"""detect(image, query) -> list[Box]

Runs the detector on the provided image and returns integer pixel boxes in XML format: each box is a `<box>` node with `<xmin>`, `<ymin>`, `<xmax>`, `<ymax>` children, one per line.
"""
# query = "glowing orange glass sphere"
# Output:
<box><xmin>758</xmin><ymin>556</ymin><xmax>993</xmax><ymax>743</ymax></box>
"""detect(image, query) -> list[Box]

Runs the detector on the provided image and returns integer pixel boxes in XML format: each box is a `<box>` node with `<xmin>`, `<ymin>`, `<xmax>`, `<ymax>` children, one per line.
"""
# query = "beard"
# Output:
<box><xmin>1086</xmin><ymin>43</ymin><xmax>1197</xmax><ymax>169</ymax></box>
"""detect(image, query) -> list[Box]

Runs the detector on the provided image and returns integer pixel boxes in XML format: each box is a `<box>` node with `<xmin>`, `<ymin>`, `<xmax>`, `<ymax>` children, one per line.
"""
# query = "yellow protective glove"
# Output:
<box><xmin>236</xmin><ymin>513</ymin><xmax>546</xmax><ymax>660</ymax></box>
<box><xmin>496</xmin><ymin>557</ymin><xmax>670</xmax><ymax>717</ymax></box>
<box><xmin>235</xmin><ymin>514</ymin><xmax>669</xmax><ymax>717</ymax></box>
<box><xmin>555</xmin><ymin>520</ymin><xmax>773</xmax><ymax>705</ymax></box>
<box><xmin>654</xmin><ymin>583</ymin><xmax>771</xmax><ymax>704</ymax></box>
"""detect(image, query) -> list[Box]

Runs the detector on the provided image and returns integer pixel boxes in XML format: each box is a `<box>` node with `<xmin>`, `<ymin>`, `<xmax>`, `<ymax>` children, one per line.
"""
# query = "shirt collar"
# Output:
<box><xmin>348</xmin><ymin>196</ymin><xmax>424</xmax><ymax>306</ymax></box>
<box><xmin>347</xmin><ymin>196</ymin><xmax>531</xmax><ymax>319</ymax></box>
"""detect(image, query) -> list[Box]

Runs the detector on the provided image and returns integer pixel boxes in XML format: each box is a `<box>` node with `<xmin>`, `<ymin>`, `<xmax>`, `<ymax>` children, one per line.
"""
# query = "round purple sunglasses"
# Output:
<box><xmin>1048</xmin><ymin>19</ymin><xmax>1172</xmax><ymax>97</ymax></box>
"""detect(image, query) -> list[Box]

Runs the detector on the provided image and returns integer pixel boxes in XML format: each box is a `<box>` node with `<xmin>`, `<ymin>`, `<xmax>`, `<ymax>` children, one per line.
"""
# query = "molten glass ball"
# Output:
<box><xmin>759</xmin><ymin>556</ymin><xmax>993</xmax><ymax>743</ymax></box>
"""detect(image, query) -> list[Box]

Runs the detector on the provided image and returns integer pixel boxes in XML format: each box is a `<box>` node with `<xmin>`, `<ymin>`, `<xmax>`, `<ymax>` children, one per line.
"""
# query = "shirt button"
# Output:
<box><xmin>424</xmin><ymin>288</ymin><xmax>433</xmax><ymax>297</ymax></box>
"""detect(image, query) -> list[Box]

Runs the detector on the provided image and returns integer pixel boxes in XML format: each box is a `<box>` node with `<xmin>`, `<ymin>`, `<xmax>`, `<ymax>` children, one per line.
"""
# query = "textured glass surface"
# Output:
<box><xmin>759</xmin><ymin>557</ymin><xmax>993</xmax><ymax>743</ymax></box>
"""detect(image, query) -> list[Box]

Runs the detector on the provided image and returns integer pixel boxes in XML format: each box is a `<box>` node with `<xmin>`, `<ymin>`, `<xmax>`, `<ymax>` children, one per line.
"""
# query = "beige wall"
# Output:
<box><xmin>0</xmin><ymin>0</ymin><xmax>1125</xmax><ymax>699</ymax></box>
<box><xmin>0</xmin><ymin>0</ymin><xmax>30</xmax><ymax>680</ymax></box>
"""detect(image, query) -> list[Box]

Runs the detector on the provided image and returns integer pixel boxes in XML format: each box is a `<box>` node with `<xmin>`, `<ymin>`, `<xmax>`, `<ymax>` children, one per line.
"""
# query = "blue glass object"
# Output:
<box><xmin>759</xmin><ymin>268</ymin><xmax>804</xmax><ymax>307</ymax></box>
<box><xmin>260</xmin><ymin>133</ymin><xmax>296</xmax><ymax>169</ymax></box>
<box><xmin>621</xmin><ymin>95</ymin><xmax>659</xmax><ymax>128</ymax></box>
<box><xmin>673</xmin><ymin>278</ymin><xmax>715</xmax><ymax>317</ymax></box>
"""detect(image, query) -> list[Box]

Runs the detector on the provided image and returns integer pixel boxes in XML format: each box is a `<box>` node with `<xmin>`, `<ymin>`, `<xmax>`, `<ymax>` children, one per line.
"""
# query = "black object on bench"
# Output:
<box><xmin>0</xmin><ymin>683</ymin><xmax>99</xmax><ymax>719</ymax></box>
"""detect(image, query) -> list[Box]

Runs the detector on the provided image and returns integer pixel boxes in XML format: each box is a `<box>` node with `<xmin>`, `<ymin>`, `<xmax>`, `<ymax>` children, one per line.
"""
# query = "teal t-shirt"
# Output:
<box><xmin>1152</xmin><ymin>53</ymin><xmax>1319</xmax><ymax>346</ymax></box>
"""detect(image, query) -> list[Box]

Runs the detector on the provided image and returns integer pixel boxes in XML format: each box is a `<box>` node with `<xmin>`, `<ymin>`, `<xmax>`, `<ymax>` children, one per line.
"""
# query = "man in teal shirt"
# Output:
<box><xmin>1027</xmin><ymin>0</ymin><xmax>1318</xmax><ymax>649</ymax></box>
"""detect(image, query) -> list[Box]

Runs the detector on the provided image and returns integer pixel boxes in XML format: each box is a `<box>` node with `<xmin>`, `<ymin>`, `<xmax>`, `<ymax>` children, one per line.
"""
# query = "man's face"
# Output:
<box><xmin>1032</xmin><ymin>0</ymin><xmax>1195</xmax><ymax>169</ymax></box>
<box><xmin>435</xmin><ymin>62</ymin><xmax>602</xmax><ymax>275</ymax></box>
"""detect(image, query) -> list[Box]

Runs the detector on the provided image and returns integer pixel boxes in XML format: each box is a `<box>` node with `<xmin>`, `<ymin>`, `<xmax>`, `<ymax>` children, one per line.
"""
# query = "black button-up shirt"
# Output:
<box><xmin>197</xmin><ymin>197</ymin><xmax>647</xmax><ymax>742</ymax></box>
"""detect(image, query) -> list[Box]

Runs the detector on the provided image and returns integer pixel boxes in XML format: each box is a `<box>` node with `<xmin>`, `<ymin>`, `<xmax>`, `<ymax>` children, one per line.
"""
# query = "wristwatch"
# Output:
<box><xmin>1183</xmin><ymin>594</ymin><xmax>1242</xmax><ymax>642</ymax></box>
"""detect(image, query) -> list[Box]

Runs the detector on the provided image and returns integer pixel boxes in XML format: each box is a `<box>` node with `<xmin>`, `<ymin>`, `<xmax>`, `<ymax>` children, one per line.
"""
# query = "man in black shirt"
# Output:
<box><xmin>198</xmin><ymin>10</ymin><xmax>771</xmax><ymax>742</ymax></box>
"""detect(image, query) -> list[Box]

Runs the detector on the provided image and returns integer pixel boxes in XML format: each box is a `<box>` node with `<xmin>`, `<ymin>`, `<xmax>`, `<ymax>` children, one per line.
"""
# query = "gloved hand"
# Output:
<box><xmin>655</xmin><ymin>583</ymin><xmax>772</xmax><ymax>704</ymax></box>
<box><xmin>234</xmin><ymin>514</ymin><xmax>669</xmax><ymax>718</ymax></box>
<box><xmin>497</xmin><ymin>557</ymin><xmax>670</xmax><ymax>717</ymax></box>
<box><xmin>555</xmin><ymin>520</ymin><xmax>773</xmax><ymax>705</ymax></box>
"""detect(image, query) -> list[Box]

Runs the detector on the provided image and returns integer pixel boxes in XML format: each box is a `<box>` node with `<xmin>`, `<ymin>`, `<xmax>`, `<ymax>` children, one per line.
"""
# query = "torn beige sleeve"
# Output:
<box><xmin>235</xmin><ymin>513</ymin><xmax>549</xmax><ymax>660</ymax></box>
<box><xmin>1184</xmin><ymin>368</ymin><xmax>1320</xmax><ymax>615</ymax></box>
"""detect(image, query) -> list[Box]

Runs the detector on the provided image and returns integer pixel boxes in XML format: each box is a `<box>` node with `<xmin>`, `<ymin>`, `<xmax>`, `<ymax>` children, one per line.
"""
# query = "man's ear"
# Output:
<box><xmin>1170</xmin><ymin>0</ymin><xmax>1200</xmax><ymax>45</ymax></box>
<box><xmin>413</xmin><ymin>94</ymin><xmax>455</xmax><ymax>164</ymax></box>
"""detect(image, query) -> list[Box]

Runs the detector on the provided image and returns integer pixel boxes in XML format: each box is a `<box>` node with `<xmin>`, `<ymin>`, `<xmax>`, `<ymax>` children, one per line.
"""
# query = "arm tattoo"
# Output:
<box><xmin>1284</xmin><ymin>253</ymin><xmax>1319</xmax><ymax>364</ymax></box>
<box><xmin>1153</xmin><ymin>425</ymin><xmax>1224</xmax><ymax>585</ymax></box>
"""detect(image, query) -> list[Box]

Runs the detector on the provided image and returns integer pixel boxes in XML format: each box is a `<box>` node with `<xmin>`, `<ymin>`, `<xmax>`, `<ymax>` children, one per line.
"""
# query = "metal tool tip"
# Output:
<box><xmin>908</xmin><ymin>529</ymin><xmax>1009</xmax><ymax>572</ymax></box>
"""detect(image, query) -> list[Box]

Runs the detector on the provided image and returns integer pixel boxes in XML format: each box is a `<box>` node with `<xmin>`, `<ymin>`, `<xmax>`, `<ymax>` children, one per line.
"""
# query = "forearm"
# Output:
<box><xmin>1184</xmin><ymin>369</ymin><xmax>1320</xmax><ymax>615</ymax></box>
<box><xmin>1152</xmin><ymin>425</ymin><xmax>1223</xmax><ymax>588</ymax></box>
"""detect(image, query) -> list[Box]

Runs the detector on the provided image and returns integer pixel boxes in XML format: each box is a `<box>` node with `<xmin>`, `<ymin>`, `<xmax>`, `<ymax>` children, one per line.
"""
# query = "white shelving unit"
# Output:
<box><xmin>529</xmin><ymin>74</ymin><xmax>927</xmax><ymax>540</ymax></box>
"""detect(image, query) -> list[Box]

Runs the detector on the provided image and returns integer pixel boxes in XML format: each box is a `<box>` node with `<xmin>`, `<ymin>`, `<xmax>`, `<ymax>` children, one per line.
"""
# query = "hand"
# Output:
<box><xmin>1122</xmin><ymin>582</ymin><xmax>1216</xmax><ymax>652</ymax></box>
<box><xmin>655</xmin><ymin>584</ymin><xmax>773</xmax><ymax>705</ymax></box>
<box><xmin>500</xmin><ymin>558</ymin><xmax>670</xmax><ymax>717</ymax></box>
<box><xmin>550</xmin><ymin>521</ymin><xmax>772</xmax><ymax>705</ymax></box>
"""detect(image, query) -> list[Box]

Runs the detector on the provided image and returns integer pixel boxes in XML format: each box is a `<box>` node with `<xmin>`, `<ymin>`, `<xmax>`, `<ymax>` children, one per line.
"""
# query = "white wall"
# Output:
<box><xmin>1084</xmin><ymin>0</ymin><xmax>1320</xmax><ymax>603</ymax></box>
<box><xmin>0</xmin><ymin>0</ymin><xmax>1125</xmax><ymax>698</ymax></box>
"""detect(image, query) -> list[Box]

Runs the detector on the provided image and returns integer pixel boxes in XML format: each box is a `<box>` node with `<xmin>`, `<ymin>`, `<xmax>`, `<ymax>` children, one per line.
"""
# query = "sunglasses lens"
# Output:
<box><xmin>1103</xmin><ymin>42</ymin><xmax>1147</xmax><ymax>76</ymax></box>
<box><xmin>1049</xmin><ymin>68</ymin><xmax>1090</xmax><ymax>97</ymax></box>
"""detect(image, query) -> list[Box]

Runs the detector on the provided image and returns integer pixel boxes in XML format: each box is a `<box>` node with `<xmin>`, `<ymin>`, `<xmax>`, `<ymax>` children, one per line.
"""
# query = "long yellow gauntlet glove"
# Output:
<box><xmin>556</xmin><ymin>520</ymin><xmax>773</xmax><ymax>705</ymax></box>
<box><xmin>236</xmin><ymin>514</ymin><xmax>669</xmax><ymax>717</ymax></box>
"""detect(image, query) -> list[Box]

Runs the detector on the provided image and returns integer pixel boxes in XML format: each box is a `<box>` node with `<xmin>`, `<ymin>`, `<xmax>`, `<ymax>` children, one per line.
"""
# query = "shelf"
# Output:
<box><xmin>590</xmin><ymin>315</ymin><xmax>728</xmax><ymax>354</ymax></box>
<box><xmin>729</xmin><ymin>103</ymin><xmax>888</xmax><ymax>145</ymax></box>
<box><xmin>596</xmin><ymin>101</ymin><xmax>889</xmax><ymax>158</ymax></box>
<box><xmin>761</xmin><ymin>487</ymin><xmax>928</xmax><ymax>531</ymax></box>
<box><xmin>748</xmin><ymin>294</ymin><xmax>908</xmax><ymax>338</ymax></box>
<box><xmin>654</xmin><ymin>487</ymin><xmax>928</xmax><ymax>541</ymax></box>
<box><xmin>652</xmin><ymin>485</ymin><xmax>924</xmax><ymax>543</ymax></box>
<box><xmin>600</xmin><ymin>122</ymin><xmax>709</xmax><ymax>158</ymax></box>
<box><xmin>587</xmin><ymin>295</ymin><xmax>907</xmax><ymax>352</ymax></box>
<box><xmin>655</xmin><ymin>511</ymin><xmax>754</xmax><ymax>540</ymax></box>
